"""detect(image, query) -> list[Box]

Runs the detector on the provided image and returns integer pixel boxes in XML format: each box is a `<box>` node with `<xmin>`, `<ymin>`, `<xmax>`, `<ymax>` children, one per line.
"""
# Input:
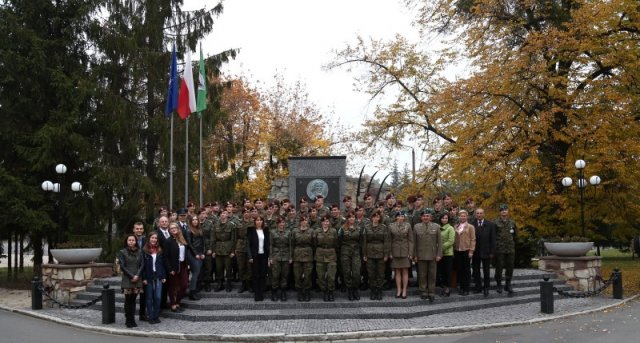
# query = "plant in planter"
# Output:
<box><xmin>544</xmin><ymin>236</ymin><xmax>594</xmax><ymax>257</ymax></box>
<box><xmin>51</xmin><ymin>240</ymin><xmax>102</xmax><ymax>264</ymax></box>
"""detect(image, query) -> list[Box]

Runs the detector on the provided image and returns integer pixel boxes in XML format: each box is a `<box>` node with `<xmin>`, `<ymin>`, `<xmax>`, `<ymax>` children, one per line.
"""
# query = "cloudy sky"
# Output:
<box><xmin>186</xmin><ymin>0</ymin><xmax>420</xmax><ymax>177</ymax></box>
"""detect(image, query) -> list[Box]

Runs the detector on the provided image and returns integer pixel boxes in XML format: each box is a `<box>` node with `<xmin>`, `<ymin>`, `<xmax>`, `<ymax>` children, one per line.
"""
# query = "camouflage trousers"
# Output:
<box><xmin>271</xmin><ymin>260</ymin><xmax>290</xmax><ymax>289</ymax></box>
<box><xmin>495</xmin><ymin>252</ymin><xmax>514</xmax><ymax>282</ymax></box>
<box><xmin>236</xmin><ymin>252</ymin><xmax>252</xmax><ymax>282</ymax></box>
<box><xmin>316</xmin><ymin>261</ymin><xmax>337</xmax><ymax>291</ymax></box>
<box><xmin>366</xmin><ymin>258</ymin><xmax>386</xmax><ymax>289</ymax></box>
<box><xmin>340</xmin><ymin>250</ymin><xmax>361</xmax><ymax>289</ymax></box>
<box><xmin>215</xmin><ymin>255</ymin><xmax>232</xmax><ymax>281</ymax></box>
<box><xmin>293</xmin><ymin>261</ymin><xmax>313</xmax><ymax>290</ymax></box>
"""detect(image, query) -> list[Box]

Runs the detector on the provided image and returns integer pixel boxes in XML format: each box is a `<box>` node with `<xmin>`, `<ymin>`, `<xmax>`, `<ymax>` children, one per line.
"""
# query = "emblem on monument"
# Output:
<box><xmin>306</xmin><ymin>179</ymin><xmax>329</xmax><ymax>200</ymax></box>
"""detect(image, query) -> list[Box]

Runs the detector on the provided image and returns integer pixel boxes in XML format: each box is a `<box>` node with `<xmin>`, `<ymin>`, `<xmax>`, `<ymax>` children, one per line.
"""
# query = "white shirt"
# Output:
<box><xmin>151</xmin><ymin>253</ymin><xmax>157</xmax><ymax>272</ymax></box>
<box><xmin>257</xmin><ymin>230</ymin><xmax>265</xmax><ymax>254</ymax></box>
<box><xmin>160</xmin><ymin>229</ymin><xmax>170</xmax><ymax>238</ymax></box>
<box><xmin>178</xmin><ymin>244</ymin><xmax>185</xmax><ymax>262</ymax></box>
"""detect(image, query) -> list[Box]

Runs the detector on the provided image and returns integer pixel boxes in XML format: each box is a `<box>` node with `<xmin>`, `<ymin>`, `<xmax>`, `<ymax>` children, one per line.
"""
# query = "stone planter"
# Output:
<box><xmin>50</xmin><ymin>248</ymin><xmax>102</xmax><ymax>264</ymax></box>
<box><xmin>544</xmin><ymin>242</ymin><xmax>593</xmax><ymax>257</ymax></box>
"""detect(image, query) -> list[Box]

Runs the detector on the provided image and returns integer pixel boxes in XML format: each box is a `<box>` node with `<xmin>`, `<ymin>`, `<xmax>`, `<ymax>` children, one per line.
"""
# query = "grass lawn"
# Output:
<box><xmin>0</xmin><ymin>267</ymin><xmax>33</xmax><ymax>290</ymax></box>
<box><xmin>590</xmin><ymin>248</ymin><xmax>640</xmax><ymax>295</ymax></box>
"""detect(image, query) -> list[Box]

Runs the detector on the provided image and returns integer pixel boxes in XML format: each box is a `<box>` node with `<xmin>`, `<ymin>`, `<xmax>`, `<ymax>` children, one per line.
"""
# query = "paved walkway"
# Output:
<box><xmin>0</xmin><ymin>285</ymin><xmax>636</xmax><ymax>341</ymax></box>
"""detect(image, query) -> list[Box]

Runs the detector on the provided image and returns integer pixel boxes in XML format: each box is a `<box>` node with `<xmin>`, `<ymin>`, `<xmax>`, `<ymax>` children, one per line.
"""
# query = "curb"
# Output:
<box><xmin>1</xmin><ymin>294</ymin><xmax>637</xmax><ymax>341</ymax></box>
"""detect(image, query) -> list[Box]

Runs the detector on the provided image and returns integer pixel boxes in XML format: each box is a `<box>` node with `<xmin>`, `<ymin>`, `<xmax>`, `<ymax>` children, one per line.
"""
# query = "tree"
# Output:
<box><xmin>330</xmin><ymin>0</ymin><xmax>640</xmax><ymax>239</ymax></box>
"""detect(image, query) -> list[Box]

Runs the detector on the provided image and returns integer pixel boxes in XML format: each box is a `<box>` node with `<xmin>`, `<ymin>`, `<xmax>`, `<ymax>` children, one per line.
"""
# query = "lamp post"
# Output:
<box><xmin>41</xmin><ymin>164</ymin><xmax>82</xmax><ymax>249</ymax></box>
<box><xmin>561</xmin><ymin>159</ymin><xmax>601</xmax><ymax>237</ymax></box>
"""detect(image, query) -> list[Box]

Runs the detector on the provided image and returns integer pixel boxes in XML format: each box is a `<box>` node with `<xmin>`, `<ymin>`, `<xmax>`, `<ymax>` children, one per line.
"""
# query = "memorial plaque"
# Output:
<box><xmin>288</xmin><ymin>156</ymin><xmax>346</xmax><ymax>207</ymax></box>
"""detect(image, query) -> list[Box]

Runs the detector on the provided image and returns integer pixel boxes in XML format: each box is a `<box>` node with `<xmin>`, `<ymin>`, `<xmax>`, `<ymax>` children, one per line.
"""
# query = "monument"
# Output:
<box><xmin>288</xmin><ymin>156</ymin><xmax>346</xmax><ymax>207</ymax></box>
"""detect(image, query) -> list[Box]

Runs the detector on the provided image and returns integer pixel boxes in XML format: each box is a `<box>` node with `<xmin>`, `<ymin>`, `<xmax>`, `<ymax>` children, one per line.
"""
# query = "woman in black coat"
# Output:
<box><xmin>247</xmin><ymin>216</ymin><xmax>270</xmax><ymax>301</ymax></box>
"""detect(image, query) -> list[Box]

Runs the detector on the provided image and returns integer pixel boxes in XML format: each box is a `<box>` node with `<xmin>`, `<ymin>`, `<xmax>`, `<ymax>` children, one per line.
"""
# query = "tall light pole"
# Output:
<box><xmin>561</xmin><ymin>159</ymin><xmax>601</xmax><ymax>237</ymax></box>
<box><xmin>41</xmin><ymin>164</ymin><xmax>82</xmax><ymax>249</ymax></box>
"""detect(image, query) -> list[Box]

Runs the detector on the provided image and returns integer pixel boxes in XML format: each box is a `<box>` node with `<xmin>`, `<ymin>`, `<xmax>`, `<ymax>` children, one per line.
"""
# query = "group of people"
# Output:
<box><xmin>116</xmin><ymin>193</ymin><xmax>518</xmax><ymax>328</ymax></box>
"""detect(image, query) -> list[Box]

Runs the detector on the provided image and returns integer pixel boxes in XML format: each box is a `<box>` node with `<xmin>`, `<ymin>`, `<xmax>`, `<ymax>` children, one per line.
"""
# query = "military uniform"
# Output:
<box><xmin>314</xmin><ymin>227</ymin><xmax>338</xmax><ymax>301</ymax></box>
<box><xmin>389</xmin><ymin>221</ymin><xmax>414</xmax><ymax>268</ymax></box>
<box><xmin>291</xmin><ymin>227</ymin><xmax>315</xmax><ymax>301</ymax></box>
<box><xmin>339</xmin><ymin>224</ymin><xmax>363</xmax><ymax>300</ymax></box>
<box><xmin>235</xmin><ymin>219</ymin><xmax>252</xmax><ymax>292</ymax></box>
<box><xmin>269</xmin><ymin>228</ymin><xmax>291</xmax><ymax>300</ymax></box>
<box><xmin>363</xmin><ymin>223</ymin><xmax>390</xmax><ymax>300</ymax></box>
<box><xmin>413</xmin><ymin>221</ymin><xmax>442</xmax><ymax>298</ymax></box>
<box><xmin>201</xmin><ymin>217</ymin><xmax>215</xmax><ymax>290</ymax></box>
<box><xmin>495</xmin><ymin>215</ymin><xmax>517</xmax><ymax>293</ymax></box>
<box><xmin>211</xmin><ymin>219</ymin><xmax>236</xmax><ymax>291</ymax></box>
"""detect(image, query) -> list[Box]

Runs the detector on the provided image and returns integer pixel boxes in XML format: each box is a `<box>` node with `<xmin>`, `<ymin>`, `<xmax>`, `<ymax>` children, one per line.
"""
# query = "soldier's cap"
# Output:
<box><xmin>421</xmin><ymin>208</ymin><xmax>435</xmax><ymax>216</ymax></box>
<box><xmin>342</xmin><ymin>195</ymin><xmax>352</xmax><ymax>202</ymax></box>
<box><xmin>385</xmin><ymin>193</ymin><xmax>395</xmax><ymax>200</ymax></box>
<box><xmin>499</xmin><ymin>203</ymin><xmax>508</xmax><ymax>211</ymax></box>
<box><xmin>187</xmin><ymin>202</ymin><xmax>195</xmax><ymax>208</ymax></box>
<box><xmin>394</xmin><ymin>211</ymin><xmax>405</xmax><ymax>217</ymax></box>
<box><xmin>177</xmin><ymin>208</ymin><xmax>188</xmax><ymax>215</ymax></box>
<box><xmin>407</xmin><ymin>195</ymin><xmax>417</xmax><ymax>203</ymax></box>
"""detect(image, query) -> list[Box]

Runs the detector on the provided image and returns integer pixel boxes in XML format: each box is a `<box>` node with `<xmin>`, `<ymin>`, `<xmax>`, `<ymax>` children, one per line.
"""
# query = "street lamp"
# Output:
<box><xmin>561</xmin><ymin>159</ymin><xmax>601</xmax><ymax>237</ymax></box>
<box><xmin>41</xmin><ymin>164</ymin><xmax>82</xmax><ymax>248</ymax></box>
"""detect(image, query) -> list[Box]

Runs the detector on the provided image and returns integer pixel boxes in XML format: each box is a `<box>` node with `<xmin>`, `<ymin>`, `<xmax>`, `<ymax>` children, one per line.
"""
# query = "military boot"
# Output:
<box><xmin>297</xmin><ymin>289</ymin><xmax>303</xmax><ymax>302</ymax></box>
<box><xmin>323</xmin><ymin>290</ymin><xmax>329</xmax><ymax>302</ymax></box>
<box><xmin>347</xmin><ymin>288</ymin><xmax>354</xmax><ymax>301</ymax></box>
<box><xmin>505</xmin><ymin>279</ymin><xmax>515</xmax><ymax>296</ymax></box>
<box><xmin>271</xmin><ymin>289</ymin><xmax>278</xmax><ymax>301</ymax></box>
<box><xmin>370</xmin><ymin>289</ymin><xmax>376</xmax><ymax>300</ymax></box>
<box><xmin>328</xmin><ymin>290</ymin><xmax>335</xmax><ymax>301</ymax></box>
<box><xmin>225</xmin><ymin>280</ymin><xmax>232</xmax><ymax>292</ymax></box>
<box><xmin>214</xmin><ymin>281</ymin><xmax>224</xmax><ymax>292</ymax></box>
<box><xmin>238</xmin><ymin>281</ymin><xmax>248</xmax><ymax>293</ymax></box>
<box><xmin>353</xmin><ymin>288</ymin><xmax>360</xmax><ymax>300</ymax></box>
<box><xmin>496</xmin><ymin>280</ymin><xmax>503</xmax><ymax>294</ymax></box>
<box><xmin>281</xmin><ymin>289</ymin><xmax>287</xmax><ymax>302</ymax></box>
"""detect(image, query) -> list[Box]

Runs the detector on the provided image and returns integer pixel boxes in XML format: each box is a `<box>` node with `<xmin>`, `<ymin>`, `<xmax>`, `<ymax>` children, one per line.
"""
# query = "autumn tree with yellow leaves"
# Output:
<box><xmin>210</xmin><ymin>74</ymin><xmax>331</xmax><ymax>201</ymax></box>
<box><xmin>329</xmin><ymin>0</ymin><xmax>640</xmax><ymax>241</ymax></box>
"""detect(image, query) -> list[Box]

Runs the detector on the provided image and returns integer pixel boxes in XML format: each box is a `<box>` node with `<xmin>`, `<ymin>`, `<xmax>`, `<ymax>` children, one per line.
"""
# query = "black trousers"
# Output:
<box><xmin>138</xmin><ymin>291</ymin><xmax>146</xmax><ymax>319</ymax></box>
<box><xmin>472</xmin><ymin>256</ymin><xmax>491</xmax><ymax>289</ymax></box>
<box><xmin>251</xmin><ymin>254</ymin><xmax>268</xmax><ymax>301</ymax></box>
<box><xmin>454</xmin><ymin>250</ymin><xmax>471</xmax><ymax>292</ymax></box>
<box><xmin>437</xmin><ymin>255</ymin><xmax>453</xmax><ymax>288</ymax></box>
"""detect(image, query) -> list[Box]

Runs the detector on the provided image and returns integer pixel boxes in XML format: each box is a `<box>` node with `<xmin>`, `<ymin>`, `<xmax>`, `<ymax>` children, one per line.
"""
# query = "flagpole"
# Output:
<box><xmin>185</xmin><ymin>117</ymin><xmax>189</xmax><ymax>207</ymax></box>
<box><xmin>170</xmin><ymin>114</ymin><xmax>174</xmax><ymax>210</ymax></box>
<box><xmin>199</xmin><ymin>111</ymin><xmax>203</xmax><ymax>208</ymax></box>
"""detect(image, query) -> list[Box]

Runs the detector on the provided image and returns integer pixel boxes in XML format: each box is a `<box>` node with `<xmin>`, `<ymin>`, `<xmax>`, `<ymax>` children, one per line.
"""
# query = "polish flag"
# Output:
<box><xmin>177</xmin><ymin>50</ymin><xmax>196</xmax><ymax>119</ymax></box>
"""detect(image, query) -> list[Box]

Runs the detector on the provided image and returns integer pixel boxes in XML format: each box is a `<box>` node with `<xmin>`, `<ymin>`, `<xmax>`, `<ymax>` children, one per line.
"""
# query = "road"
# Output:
<box><xmin>0</xmin><ymin>298</ymin><xmax>638</xmax><ymax>343</ymax></box>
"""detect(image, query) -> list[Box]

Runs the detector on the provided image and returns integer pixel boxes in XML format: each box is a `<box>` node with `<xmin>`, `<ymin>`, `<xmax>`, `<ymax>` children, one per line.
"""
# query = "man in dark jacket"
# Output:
<box><xmin>472</xmin><ymin>208</ymin><xmax>496</xmax><ymax>297</ymax></box>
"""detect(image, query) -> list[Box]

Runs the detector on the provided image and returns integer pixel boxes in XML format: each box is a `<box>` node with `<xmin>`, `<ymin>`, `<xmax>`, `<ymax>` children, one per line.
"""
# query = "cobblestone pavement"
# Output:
<box><xmin>0</xmin><ymin>268</ymin><xmax>635</xmax><ymax>340</ymax></box>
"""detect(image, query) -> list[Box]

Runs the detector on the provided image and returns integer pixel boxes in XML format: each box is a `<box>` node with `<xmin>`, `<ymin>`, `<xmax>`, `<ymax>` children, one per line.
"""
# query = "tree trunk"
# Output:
<box><xmin>13</xmin><ymin>231</ymin><xmax>19</xmax><ymax>280</ymax></box>
<box><xmin>6</xmin><ymin>230</ymin><xmax>11</xmax><ymax>278</ymax></box>
<box><xmin>19</xmin><ymin>231</ymin><xmax>24</xmax><ymax>272</ymax></box>
<box><xmin>32</xmin><ymin>232</ymin><xmax>43</xmax><ymax>277</ymax></box>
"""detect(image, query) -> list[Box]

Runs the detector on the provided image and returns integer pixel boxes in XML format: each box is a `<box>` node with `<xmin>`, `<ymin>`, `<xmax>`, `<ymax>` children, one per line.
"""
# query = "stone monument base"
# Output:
<box><xmin>42</xmin><ymin>263</ymin><xmax>114</xmax><ymax>307</ymax></box>
<box><xmin>538</xmin><ymin>255</ymin><xmax>602</xmax><ymax>292</ymax></box>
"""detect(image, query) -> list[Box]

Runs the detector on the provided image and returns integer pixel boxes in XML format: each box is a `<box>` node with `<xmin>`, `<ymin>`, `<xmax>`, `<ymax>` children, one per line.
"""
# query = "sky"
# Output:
<box><xmin>185</xmin><ymin>0</ymin><xmax>420</xmax><ymax>178</ymax></box>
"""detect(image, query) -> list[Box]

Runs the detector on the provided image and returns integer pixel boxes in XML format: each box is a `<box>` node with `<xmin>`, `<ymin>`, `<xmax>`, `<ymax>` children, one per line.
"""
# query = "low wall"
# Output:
<box><xmin>538</xmin><ymin>256</ymin><xmax>602</xmax><ymax>292</ymax></box>
<box><xmin>41</xmin><ymin>263</ymin><xmax>113</xmax><ymax>307</ymax></box>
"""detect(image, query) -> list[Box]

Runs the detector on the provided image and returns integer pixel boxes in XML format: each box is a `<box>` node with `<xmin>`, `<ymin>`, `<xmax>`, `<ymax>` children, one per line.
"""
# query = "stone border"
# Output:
<box><xmin>0</xmin><ymin>294</ymin><xmax>637</xmax><ymax>341</ymax></box>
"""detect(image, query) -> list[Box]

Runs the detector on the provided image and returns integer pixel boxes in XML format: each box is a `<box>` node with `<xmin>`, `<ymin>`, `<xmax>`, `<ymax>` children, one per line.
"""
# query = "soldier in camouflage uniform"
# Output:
<box><xmin>355</xmin><ymin>205</ymin><xmax>372</xmax><ymax>291</ymax></box>
<box><xmin>269</xmin><ymin>217</ymin><xmax>291</xmax><ymax>301</ymax></box>
<box><xmin>341</xmin><ymin>195</ymin><xmax>355</xmax><ymax>217</ymax></box>
<box><xmin>291</xmin><ymin>216</ymin><xmax>315</xmax><ymax>301</ymax></box>
<box><xmin>363</xmin><ymin>211</ymin><xmax>391</xmax><ymax>300</ymax></box>
<box><xmin>413</xmin><ymin>209</ymin><xmax>442</xmax><ymax>302</ymax></box>
<box><xmin>200</xmin><ymin>210</ymin><xmax>215</xmax><ymax>292</ymax></box>
<box><xmin>330</xmin><ymin>204</ymin><xmax>346</xmax><ymax>291</ymax></box>
<box><xmin>211</xmin><ymin>210</ymin><xmax>237</xmax><ymax>292</ymax></box>
<box><xmin>363</xmin><ymin>193</ymin><xmax>376</xmax><ymax>219</ymax></box>
<box><xmin>235</xmin><ymin>209</ymin><xmax>253</xmax><ymax>293</ymax></box>
<box><xmin>314</xmin><ymin>216</ymin><xmax>338</xmax><ymax>301</ymax></box>
<box><xmin>339</xmin><ymin>212</ymin><xmax>363</xmax><ymax>300</ymax></box>
<box><xmin>494</xmin><ymin>204</ymin><xmax>517</xmax><ymax>295</ymax></box>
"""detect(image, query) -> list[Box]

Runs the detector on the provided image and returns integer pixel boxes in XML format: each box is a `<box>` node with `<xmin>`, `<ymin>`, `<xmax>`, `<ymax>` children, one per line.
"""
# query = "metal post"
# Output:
<box><xmin>578</xmin><ymin>168</ymin><xmax>585</xmax><ymax>237</ymax></box>
<box><xmin>101</xmin><ymin>284</ymin><xmax>115</xmax><ymax>324</ymax></box>
<box><xmin>612</xmin><ymin>268</ymin><xmax>623</xmax><ymax>300</ymax></box>
<box><xmin>540</xmin><ymin>275</ymin><xmax>554</xmax><ymax>314</ymax></box>
<box><xmin>31</xmin><ymin>276</ymin><xmax>42</xmax><ymax>310</ymax></box>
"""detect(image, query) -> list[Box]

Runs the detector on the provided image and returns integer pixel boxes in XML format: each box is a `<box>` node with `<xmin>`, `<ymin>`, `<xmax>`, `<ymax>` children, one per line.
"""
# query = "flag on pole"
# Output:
<box><xmin>196</xmin><ymin>44</ymin><xmax>207</xmax><ymax>113</ymax></box>
<box><xmin>165</xmin><ymin>45</ymin><xmax>178</xmax><ymax>117</ymax></box>
<box><xmin>177</xmin><ymin>50</ymin><xmax>196</xmax><ymax>120</ymax></box>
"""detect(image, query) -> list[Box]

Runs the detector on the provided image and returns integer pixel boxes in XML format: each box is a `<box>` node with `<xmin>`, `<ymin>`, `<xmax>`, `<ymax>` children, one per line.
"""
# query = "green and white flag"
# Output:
<box><xmin>196</xmin><ymin>44</ymin><xmax>207</xmax><ymax>113</ymax></box>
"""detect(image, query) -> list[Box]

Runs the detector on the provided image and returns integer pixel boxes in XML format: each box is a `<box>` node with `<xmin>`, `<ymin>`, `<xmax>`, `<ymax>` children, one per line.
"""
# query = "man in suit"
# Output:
<box><xmin>177</xmin><ymin>208</ymin><xmax>189</xmax><ymax>236</ymax></box>
<box><xmin>155</xmin><ymin>216</ymin><xmax>170</xmax><ymax>309</ymax></box>
<box><xmin>132</xmin><ymin>222</ymin><xmax>147</xmax><ymax>320</ymax></box>
<box><xmin>472</xmin><ymin>208</ymin><xmax>496</xmax><ymax>297</ymax></box>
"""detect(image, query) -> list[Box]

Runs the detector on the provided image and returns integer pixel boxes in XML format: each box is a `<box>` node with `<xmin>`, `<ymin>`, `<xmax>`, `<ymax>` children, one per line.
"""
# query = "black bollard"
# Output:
<box><xmin>31</xmin><ymin>276</ymin><xmax>42</xmax><ymax>310</ymax></box>
<box><xmin>612</xmin><ymin>268</ymin><xmax>623</xmax><ymax>300</ymax></box>
<box><xmin>540</xmin><ymin>275</ymin><xmax>554</xmax><ymax>314</ymax></box>
<box><xmin>101</xmin><ymin>284</ymin><xmax>115</xmax><ymax>324</ymax></box>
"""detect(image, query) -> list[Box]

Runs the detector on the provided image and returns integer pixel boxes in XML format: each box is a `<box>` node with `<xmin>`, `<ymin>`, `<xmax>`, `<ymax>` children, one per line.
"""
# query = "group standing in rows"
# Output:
<box><xmin>116</xmin><ymin>193</ymin><xmax>518</xmax><ymax>328</ymax></box>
